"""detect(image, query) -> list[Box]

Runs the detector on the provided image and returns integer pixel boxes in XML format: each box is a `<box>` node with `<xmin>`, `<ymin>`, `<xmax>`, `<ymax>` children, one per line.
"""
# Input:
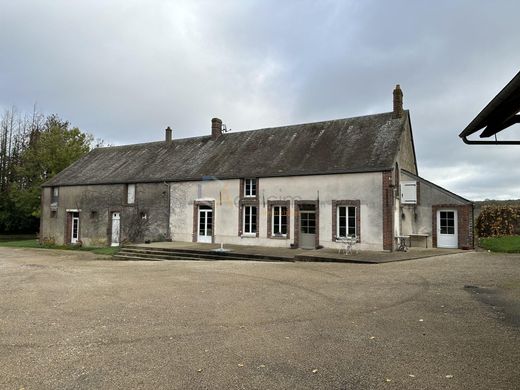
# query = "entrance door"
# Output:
<box><xmin>198</xmin><ymin>206</ymin><xmax>213</xmax><ymax>243</ymax></box>
<box><xmin>71</xmin><ymin>212</ymin><xmax>80</xmax><ymax>244</ymax></box>
<box><xmin>299</xmin><ymin>206</ymin><xmax>316</xmax><ymax>249</ymax></box>
<box><xmin>111</xmin><ymin>212</ymin><xmax>121</xmax><ymax>247</ymax></box>
<box><xmin>437</xmin><ymin>210</ymin><xmax>458</xmax><ymax>248</ymax></box>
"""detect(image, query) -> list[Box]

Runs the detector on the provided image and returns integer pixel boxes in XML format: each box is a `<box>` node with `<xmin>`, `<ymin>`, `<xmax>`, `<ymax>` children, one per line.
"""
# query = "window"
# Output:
<box><xmin>243</xmin><ymin>205</ymin><xmax>257</xmax><ymax>234</ymax></box>
<box><xmin>400</xmin><ymin>181</ymin><xmax>417</xmax><ymax>204</ymax></box>
<box><xmin>272</xmin><ymin>206</ymin><xmax>288</xmax><ymax>236</ymax></box>
<box><xmin>50</xmin><ymin>210</ymin><xmax>57</xmax><ymax>218</ymax></box>
<box><xmin>127</xmin><ymin>184</ymin><xmax>136</xmax><ymax>204</ymax></box>
<box><xmin>51</xmin><ymin>187</ymin><xmax>59</xmax><ymax>206</ymax></box>
<box><xmin>244</xmin><ymin>178</ymin><xmax>256</xmax><ymax>197</ymax></box>
<box><xmin>337</xmin><ymin>206</ymin><xmax>356</xmax><ymax>238</ymax></box>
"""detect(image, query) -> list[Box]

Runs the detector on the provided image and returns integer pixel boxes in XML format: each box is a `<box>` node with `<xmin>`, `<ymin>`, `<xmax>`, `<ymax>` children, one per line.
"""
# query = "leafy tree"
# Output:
<box><xmin>0</xmin><ymin>109</ymin><xmax>93</xmax><ymax>233</ymax></box>
<box><xmin>13</xmin><ymin>115</ymin><xmax>92</xmax><ymax>219</ymax></box>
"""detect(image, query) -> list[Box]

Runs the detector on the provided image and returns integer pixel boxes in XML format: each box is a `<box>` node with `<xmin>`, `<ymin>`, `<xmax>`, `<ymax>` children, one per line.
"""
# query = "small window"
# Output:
<box><xmin>90</xmin><ymin>210</ymin><xmax>98</xmax><ymax>219</ymax></box>
<box><xmin>127</xmin><ymin>184</ymin><xmax>136</xmax><ymax>204</ymax></box>
<box><xmin>243</xmin><ymin>205</ymin><xmax>257</xmax><ymax>234</ymax></box>
<box><xmin>50</xmin><ymin>210</ymin><xmax>57</xmax><ymax>218</ymax></box>
<box><xmin>244</xmin><ymin>179</ymin><xmax>257</xmax><ymax>197</ymax></box>
<box><xmin>51</xmin><ymin>187</ymin><xmax>59</xmax><ymax>206</ymax></box>
<box><xmin>337</xmin><ymin>206</ymin><xmax>356</xmax><ymax>238</ymax></box>
<box><xmin>140</xmin><ymin>211</ymin><xmax>148</xmax><ymax>220</ymax></box>
<box><xmin>272</xmin><ymin>206</ymin><xmax>288</xmax><ymax>236</ymax></box>
<box><xmin>400</xmin><ymin>181</ymin><xmax>417</xmax><ymax>204</ymax></box>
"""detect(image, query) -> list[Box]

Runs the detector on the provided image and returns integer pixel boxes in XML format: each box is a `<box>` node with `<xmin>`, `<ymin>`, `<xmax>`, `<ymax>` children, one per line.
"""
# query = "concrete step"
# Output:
<box><xmin>113</xmin><ymin>254</ymin><xmax>207</xmax><ymax>262</ymax></box>
<box><xmin>116</xmin><ymin>250</ymin><xmax>259</xmax><ymax>262</ymax></box>
<box><xmin>118</xmin><ymin>245</ymin><xmax>293</xmax><ymax>262</ymax></box>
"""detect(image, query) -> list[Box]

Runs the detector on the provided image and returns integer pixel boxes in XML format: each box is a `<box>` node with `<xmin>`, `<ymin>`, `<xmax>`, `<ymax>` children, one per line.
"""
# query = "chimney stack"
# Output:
<box><xmin>165</xmin><ymin>126</ymin><xmax>172</xmax><ymax>142</ymax></box>
<box><xmin>393</xmin><ymin>84</ymin><xmax>403</xmax><ymax>119</ymax></box>
<box><xmin>211</xmin><ymin>118</ymin><xmax>222</xmax><ymax>140</ymax></box>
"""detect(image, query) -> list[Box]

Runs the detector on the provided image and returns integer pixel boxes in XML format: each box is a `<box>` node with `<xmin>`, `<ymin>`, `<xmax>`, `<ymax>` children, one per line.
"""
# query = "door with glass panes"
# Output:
<box><xmin>437</xmin><ymin>210</ymin><xmax>458</xmax><ymax>248</ymax></box>
<box><xmin>299</xmin><ymin>205</ymin><xmax>316</xmax><ymax>249</ymax></box>
<box><xmin>198</xmin><ymin>206</ymin><xmax>213</xmax><ymax>243</ymax></box>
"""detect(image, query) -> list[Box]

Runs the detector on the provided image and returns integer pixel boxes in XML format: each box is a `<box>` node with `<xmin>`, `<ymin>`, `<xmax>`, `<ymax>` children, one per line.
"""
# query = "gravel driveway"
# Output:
<box><xmin>0</xmin><ymin>248</ymin><xmax>519</xmax><ymax>389</ymax></box>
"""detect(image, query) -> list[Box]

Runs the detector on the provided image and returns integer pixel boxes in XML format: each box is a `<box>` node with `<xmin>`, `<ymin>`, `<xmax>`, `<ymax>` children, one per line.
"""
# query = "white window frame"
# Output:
<box><xmin>244</xmin><ymin>178</ymin><xmax>256</xmax><ymax>197</ymax></box>
<box><xmin>127</xmin><ymin>184</ymin><xmax>136</xmax><ymax>204</ymax></box>
<box><xmin>272</xmin><ymin>205</ymin><xmax>288</xmax><ymax>236</ymax></box>
<box><xmin>243</xmin><ymin>205</ymin><xmax>257</xmax><ymax>236</ymax></box>
<box><xmin>337</xmin><ymin>206</ymin><xmax>356</xmax><ymax>238</ymax></box>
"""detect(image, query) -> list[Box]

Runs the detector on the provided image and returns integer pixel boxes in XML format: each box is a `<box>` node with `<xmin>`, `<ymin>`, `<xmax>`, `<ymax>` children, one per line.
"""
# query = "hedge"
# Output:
<box><xmin>476</xmin><ymin>205</ymin><xmax>520</xmax><ymax>237</ymax></box>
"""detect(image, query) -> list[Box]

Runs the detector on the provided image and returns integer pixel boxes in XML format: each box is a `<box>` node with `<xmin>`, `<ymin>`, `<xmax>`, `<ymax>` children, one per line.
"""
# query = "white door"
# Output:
<box><xmin>111</xmin><ymin>212</ymin><xmax>121</xmax><ymax>247</ymax></box>
<box><xmin>437</xmin><ymin>210</ymin><xmax>458</xmax><ymax>248</ymax></box>
<box><xmin>197</xmin><ymin>207</ymin><xmax>213</xmax><ymax>243</ymax></box>
<box><xmin>71</xmin><ymin>212</ymin><xmax>80</xmax><ymax>244</ymax></box>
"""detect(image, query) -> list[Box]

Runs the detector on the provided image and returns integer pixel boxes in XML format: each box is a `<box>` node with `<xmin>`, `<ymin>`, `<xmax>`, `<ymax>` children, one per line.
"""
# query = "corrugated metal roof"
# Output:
<box><xmin>43</xmin><ymin>111</ymin><xmax>408</xmax><ymax>187</ymax></box>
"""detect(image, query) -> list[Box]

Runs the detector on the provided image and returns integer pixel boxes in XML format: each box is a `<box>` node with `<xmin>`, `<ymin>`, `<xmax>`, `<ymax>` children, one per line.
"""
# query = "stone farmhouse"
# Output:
<box><xmin>40</xmin><ymin>86</ymin><xmax>474</xmax><ymax>251</ymax></box>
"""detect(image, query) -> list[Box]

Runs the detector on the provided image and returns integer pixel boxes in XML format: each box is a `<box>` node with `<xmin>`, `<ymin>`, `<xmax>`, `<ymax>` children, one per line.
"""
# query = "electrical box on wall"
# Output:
<box><xmin>401</xmin><ymin>181</ymin><xmax>417</xmax><ymax>204</ymax></box>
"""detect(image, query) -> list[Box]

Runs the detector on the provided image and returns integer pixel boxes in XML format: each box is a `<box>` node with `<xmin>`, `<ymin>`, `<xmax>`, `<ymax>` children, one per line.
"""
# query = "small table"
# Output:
<box><xmin>395</xmin><ymin>235</ymin><xmax>410</xmax><ymax>252</ymax></box>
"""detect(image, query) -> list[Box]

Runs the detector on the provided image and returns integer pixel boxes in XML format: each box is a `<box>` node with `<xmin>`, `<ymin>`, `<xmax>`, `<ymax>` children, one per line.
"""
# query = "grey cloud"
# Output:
<box><xmin>0</xmin><ymin>0</ymin><xmax>519</xmax><ymax>200</ymax></box>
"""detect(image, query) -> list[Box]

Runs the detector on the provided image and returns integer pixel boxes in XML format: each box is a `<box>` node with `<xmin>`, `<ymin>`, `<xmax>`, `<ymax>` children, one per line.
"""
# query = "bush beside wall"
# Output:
<box><xmin>476</xmin><ymin>205</ymin><xmax>520</xmax><ymax>237</ymax></box>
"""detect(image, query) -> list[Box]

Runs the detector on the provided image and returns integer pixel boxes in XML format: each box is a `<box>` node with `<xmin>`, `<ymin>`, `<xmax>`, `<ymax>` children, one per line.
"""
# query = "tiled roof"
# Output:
<box><xmin>43</xmin><ymin>111</ymin><xmax>408</xmax><ymax>186</ymax></box>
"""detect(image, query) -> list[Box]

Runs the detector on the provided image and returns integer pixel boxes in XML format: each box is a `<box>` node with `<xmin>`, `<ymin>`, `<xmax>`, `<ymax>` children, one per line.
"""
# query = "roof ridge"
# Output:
<box><xmin>99</xmin><ymin>111</ymin><xmax>400</xmax><ymax>150</ymax></box>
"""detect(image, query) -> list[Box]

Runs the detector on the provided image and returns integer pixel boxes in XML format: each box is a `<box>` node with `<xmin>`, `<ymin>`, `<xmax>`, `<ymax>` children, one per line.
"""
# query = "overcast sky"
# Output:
<box><xmin>1</xmin><ymin>0</ymin><xmax>519</xmax><ymax>200</ymax></box>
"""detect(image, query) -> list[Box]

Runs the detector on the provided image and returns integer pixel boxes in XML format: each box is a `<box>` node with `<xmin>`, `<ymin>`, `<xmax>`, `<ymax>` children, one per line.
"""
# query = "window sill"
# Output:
<box><xmin>241</xmin><ymin>233</ymin><xmax>257</xmax><ymax>238</ymax></box>
<box><xmin>270</xmin><ymin>235</ymin><xmax>288</xmax><ymax>240</ymax></box>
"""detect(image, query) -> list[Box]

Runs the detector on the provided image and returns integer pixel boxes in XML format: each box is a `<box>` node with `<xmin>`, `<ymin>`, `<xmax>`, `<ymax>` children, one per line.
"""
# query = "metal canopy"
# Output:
<box><xmin>459</xmin><ymin>70</ymin><xmax>520</xmax><ymax>145</ymax></box>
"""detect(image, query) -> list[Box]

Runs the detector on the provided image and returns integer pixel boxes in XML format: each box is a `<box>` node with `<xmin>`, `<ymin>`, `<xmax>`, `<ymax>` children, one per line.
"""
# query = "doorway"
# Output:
<box><xmin>70</xmin><ymin>212</ymin><xmax>80</xmax><ymax>244</ymax></box>
<box><xmin>198</xmin><ymin>205</ymin><xmax>213</xmax><ymax>243</ymax></box>
<box><xmin>299</xmin><ymin>205</ymin><xmax>316</xmax><ymax>249</ymax></box>
<box><xmin>111</xmin><ymin>212</ymin><xmax>121</xmax><ymax>247</ymax></box>
<box><xmin>437</xmin><ymin>209</ymin><xmax>458</xmax><ymax>248</ymax></box>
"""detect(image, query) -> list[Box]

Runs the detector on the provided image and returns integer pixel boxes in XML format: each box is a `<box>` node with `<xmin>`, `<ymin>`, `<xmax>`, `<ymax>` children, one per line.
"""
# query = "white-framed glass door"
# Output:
<box><xmin>437</xmin><ymin>210</ymin><xmax>458</xmax><ymax>248</ymax></box>
<box><xmin>198</xmin><ymin>206</ymin><xmax>213</xmax><ymax>243</ymax></box>
<box><xmin>111</xmin><ymin>212</ymin><xmax>121</xmax><ymax>247</ymax></box>
<box><xmin>71</xmin><ymin>212</ymin><xmax>80</xmax><ymax>244</ymax></box>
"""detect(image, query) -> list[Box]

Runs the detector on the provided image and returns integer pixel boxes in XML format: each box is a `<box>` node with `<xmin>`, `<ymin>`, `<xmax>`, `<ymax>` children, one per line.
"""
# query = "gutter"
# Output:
<box><xmin>461</xmin><ymin>135</ymin><xmax>520</xmax><ymax>145</ymax></box>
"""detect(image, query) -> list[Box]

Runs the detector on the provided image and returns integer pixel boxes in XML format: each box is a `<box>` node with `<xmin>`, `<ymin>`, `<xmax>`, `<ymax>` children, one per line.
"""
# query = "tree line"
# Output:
<box><xmin>0</xmin><ymin>107</ymin><xmax>96</xmax><ymax>234</ymax></box>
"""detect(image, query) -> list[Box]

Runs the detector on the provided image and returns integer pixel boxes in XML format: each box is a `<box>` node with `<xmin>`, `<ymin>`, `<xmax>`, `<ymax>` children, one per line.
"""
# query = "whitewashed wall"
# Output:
<box><xmin>169</xmin><ymin>172</ymin><xmax>384</xmax><ymax>250</ymax></box>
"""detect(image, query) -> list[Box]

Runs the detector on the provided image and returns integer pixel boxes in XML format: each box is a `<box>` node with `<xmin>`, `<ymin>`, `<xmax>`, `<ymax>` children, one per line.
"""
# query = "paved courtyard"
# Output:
<box><xmin>0</xmin><ymin>248</ymin><xmax>519</xmax><ymax>389</ymax></box>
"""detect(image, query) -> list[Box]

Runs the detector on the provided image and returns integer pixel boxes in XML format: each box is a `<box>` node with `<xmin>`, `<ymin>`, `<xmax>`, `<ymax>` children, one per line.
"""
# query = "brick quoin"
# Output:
<box><xmin>432</xmin><ymin>204</ymin><xmax>474</xmax><ymax>249</ymax></box>
<box><xmin>382</xmin><ymin>170</ymin><xmax>394</xmax><ymax>250</ymax></box>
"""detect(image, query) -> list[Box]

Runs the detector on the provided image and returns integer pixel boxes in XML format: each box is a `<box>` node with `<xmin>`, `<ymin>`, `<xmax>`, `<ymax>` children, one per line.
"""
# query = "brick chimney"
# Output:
<box><xmin>211</xmin><ymin>118</ymin><xmax>222</xmax><ymax>140</ymax></box>
<box><xmin>393</xmin><ymin>84</ymin><xmax>403</xmax><ymax>119</ymax></box>
<box><xmin>165</xmin><ymin>126</ymin><xmax>172</xmax><ymax>142</ymax></box>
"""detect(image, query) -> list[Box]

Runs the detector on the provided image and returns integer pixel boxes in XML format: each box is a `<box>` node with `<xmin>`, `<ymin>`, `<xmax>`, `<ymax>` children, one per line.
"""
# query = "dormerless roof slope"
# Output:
<box><xmin>43</xmin><ymin>111</ymin><xmax>408</xmax><ymax>187</ymax></box>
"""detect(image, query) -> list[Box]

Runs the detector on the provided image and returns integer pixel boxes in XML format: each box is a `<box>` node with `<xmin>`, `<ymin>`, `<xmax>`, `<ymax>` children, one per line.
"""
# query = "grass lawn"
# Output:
<box><xmin>0</xmin><ymin>238</ymin><xmax>120</xmax><ymax>256</ymax></box>
<box><xmin>479</xmin><ymin>235</ymin><xmax>520</xmax><ymax>253</ymax></box>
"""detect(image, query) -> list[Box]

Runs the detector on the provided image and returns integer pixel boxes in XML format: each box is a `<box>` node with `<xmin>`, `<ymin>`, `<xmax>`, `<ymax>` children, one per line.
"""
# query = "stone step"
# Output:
<box><xmin>116</xmin><ymin>250</ymin><xmax>261</xmax><ymax>262</ymax></box>
<box><xmin>119</xmin><ymin>245</ymin><xmax>293</xmax><ymax>262</ymax></box>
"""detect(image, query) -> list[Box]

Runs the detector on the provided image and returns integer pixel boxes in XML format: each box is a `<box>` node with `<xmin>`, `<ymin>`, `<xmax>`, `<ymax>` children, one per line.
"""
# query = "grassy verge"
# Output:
<box><xmin>0</xmin><ymin>239</ymin><xmax>120</xmax><ymax>256</ymax></box>
<box><xmin>479</xmin><ymin>235</ymin><xmax>520</xmax><ymax>253</ymax></box>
